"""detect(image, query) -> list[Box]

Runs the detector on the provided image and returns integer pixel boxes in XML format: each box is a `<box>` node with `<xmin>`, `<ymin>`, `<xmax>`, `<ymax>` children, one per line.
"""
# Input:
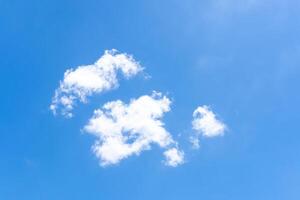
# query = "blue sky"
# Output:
<box><xmin>1</xmin><ymin>0</ymin><xmax>300</xmax><ymax>199</ymax></box>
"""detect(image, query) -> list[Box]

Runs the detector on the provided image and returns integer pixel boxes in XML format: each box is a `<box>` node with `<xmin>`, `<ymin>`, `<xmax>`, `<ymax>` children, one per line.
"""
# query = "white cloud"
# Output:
<box><xmin>163</xmin><ymin>148</ymin><xmax>184</xmax><ymax>167</ymax></box>
<box><xmin>50</xmin><ymin>49</ymin><xmax>143</xmax><ymax>117</ymax></box>
<box><xmin>84</xmin><ymin>92</ymin><xmax>184</xmax><ymax>167</ymax></box>
<box><xmin>191</xmin><ymin>105</ymin><xmax>226</xmax><ymax>147</ymax></box>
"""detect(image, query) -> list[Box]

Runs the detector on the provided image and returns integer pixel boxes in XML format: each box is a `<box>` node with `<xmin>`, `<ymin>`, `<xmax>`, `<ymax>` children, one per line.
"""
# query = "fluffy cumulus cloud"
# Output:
<box><xmin>84</xmin><ymin>92</ymin><xmax>184</xmax><ymax>167</ymax></box>
<box><xmin>191</xmin><ymin>105</ymin><xmax>226</xmax><ymax>148</ymax></box>
<box><xmin>50</xmin><ymin>49</ymin><xmax>142</xmax><ymax>117</ymax></box>
<box><xmin>50</xmin><ymin>48</ymin><xmax>228</xmax><ymax>167</ymax></box>
<box><xmin>164</xmin><ymin>148</ymin><xmax>184</xmax><ymax>167</ymax></box>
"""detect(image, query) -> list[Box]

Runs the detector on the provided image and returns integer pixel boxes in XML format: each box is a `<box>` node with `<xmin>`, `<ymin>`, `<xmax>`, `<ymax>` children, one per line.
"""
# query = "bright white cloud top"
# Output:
<box><xmin>191</xmin><ymin>105</ymin><xmax>226</xmax><ymax>148</ymax></box>
<box><xmin>50</xmin><ymin>49</ymin><xmax>142</xmax><ymax>117</ymax></box>
<box><xmin>84</xmin><ymin>92</ymin><xmax>184</xmax><ymax>167</ymax></box>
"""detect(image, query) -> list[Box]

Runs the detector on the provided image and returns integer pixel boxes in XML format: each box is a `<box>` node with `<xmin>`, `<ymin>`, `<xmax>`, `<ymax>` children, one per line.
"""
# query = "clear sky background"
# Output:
<box><xmin>1</xmin><ymin>0</ymin><xmax>300</xmax><ymax>199</ymax></box>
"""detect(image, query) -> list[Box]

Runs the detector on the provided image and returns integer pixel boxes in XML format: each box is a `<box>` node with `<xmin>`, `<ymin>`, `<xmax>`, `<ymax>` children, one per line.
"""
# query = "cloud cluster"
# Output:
<box><xmin>50</xmin><ymin>49</ymin><xmax>142</xmax><ymax>117</ymax></box>
<box><xmin>84</xmin><ymin>92</ymin><xmax>183</xmax><ymax>166</ymax></box>
<box><xmin>51</xmin><ymin>49</ymin><xmax>227</xmax><ymax>167</ymax></box>
<box><xmin>191</xmin><ymin>105</ymin><xmax>226</xmax><ymax>148</ymax></box>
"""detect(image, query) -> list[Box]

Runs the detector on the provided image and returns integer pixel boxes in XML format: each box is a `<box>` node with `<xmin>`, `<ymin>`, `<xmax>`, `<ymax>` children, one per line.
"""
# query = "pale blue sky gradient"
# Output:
<box><xmin>1</xmin><ymin>0</ymin><xmax>300</xmax><ymax>199</ymax></box>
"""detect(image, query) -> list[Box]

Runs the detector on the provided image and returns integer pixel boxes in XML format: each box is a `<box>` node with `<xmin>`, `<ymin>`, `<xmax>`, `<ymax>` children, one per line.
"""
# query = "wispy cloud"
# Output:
<box><xmin>194</xmin><ymin>0</ymin><xmax>266</xmax><ymax>24</ymax></box>
<box><xmin>50</xmin><ymin>49</ymin><xmax>143</xmax><ymax>117</ymax></box>
<box><xmin>191</xmin><ymin>105</ymin><xmax>226</xmax><ymax>148</ymax></box>
<box><xmin>84</xmin><ymin>92</ymin><xmax>184</xmax><ymax>167</ymax></box>
<box><xmin>211</xmin><ymin>0</ymin><xmax>262</xmax><ymax>13</ymax></box>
